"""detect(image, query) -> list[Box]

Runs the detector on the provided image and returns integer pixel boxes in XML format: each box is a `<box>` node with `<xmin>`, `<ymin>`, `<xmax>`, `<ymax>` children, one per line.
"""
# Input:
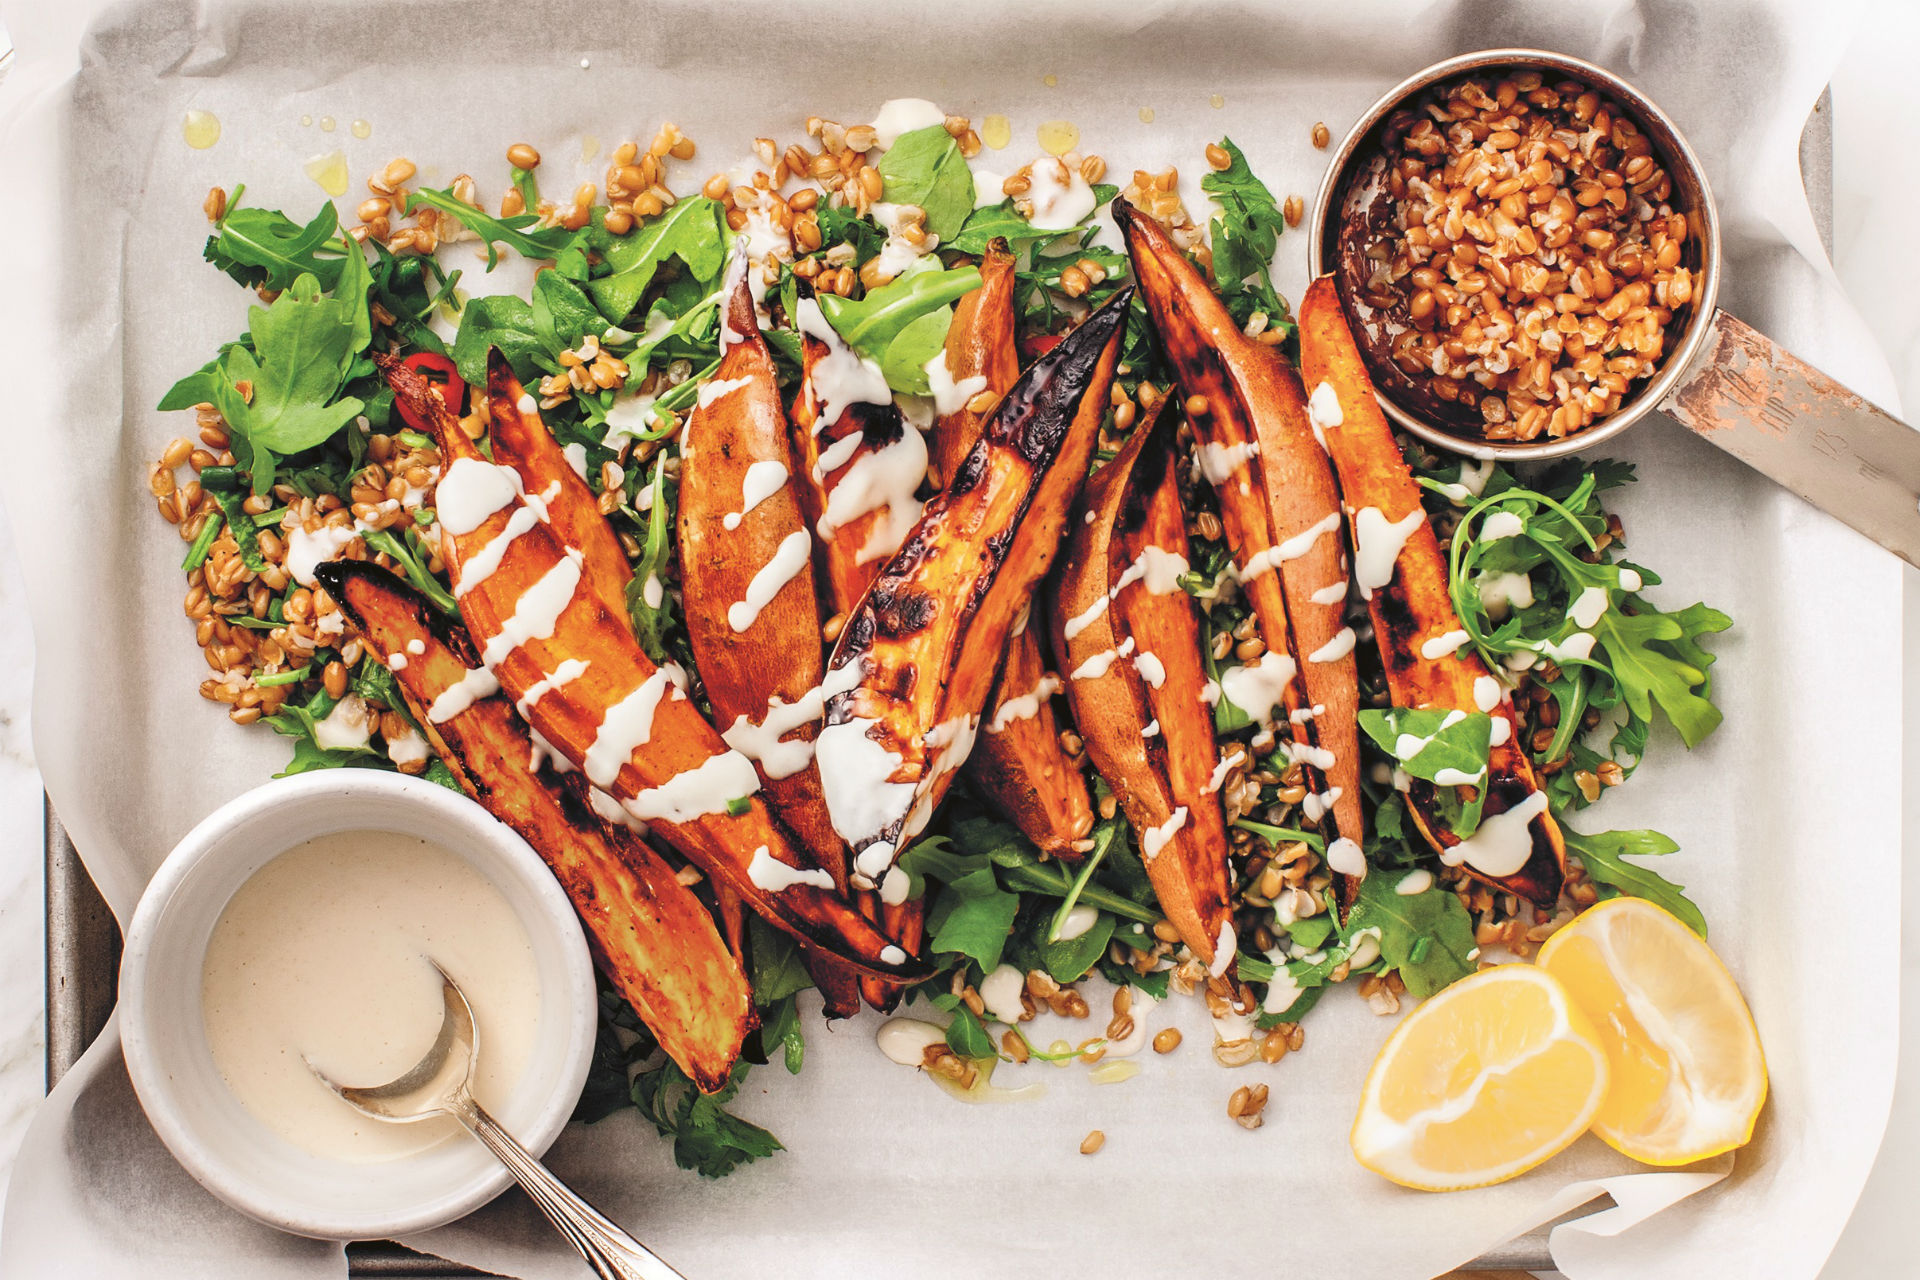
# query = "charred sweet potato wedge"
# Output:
<box><xmin>1118</xmin><ymin>199</ymin><xmax>1364</xmax><ymax>907</ymax></box>
<box><xmin>681</xmin><ymin>262</ymin><xmax>862</xmax><ymax>1017</ymax></box>
<box><xmin>317</xmin><ymin>560</ymin><xmax>752</xmax><ymax>1093</ymax></box>
<box><xmin>1051</xmin><ymin>407</ymin><xmax>1235</xmax><ymax>971</ymax></box>
<box><xmin>384</xmin><ymin>355</ymin><xmax>925</xmax><ymax>985</ymax></box>
<box><xmin>1298</xmin><ymin>278</ymin><xmax>1565</xmax><ymax>905</ymax></box>
<box><xmin>787</xmin><ymin>281</ymin><xmax>928</xmax><ymax>614</ymax></box>
<box><xmin>931</xmin><ymin>243</ymin><xmax>1094</xmax><ymax>860</ymax></box>
<box><xmin>482</xmin><ymin>353</ymin><xmax>631</xmax><ymax>619</ymax></box>
<box><xmin>816</xmin><ymin>288</ymin><xmax>1133</xmax><ymax>891</ymax></box>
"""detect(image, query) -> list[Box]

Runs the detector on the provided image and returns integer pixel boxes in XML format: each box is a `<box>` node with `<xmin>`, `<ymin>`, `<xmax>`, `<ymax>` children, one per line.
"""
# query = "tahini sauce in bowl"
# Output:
<box><xmin>200</xmin><ymin>829</ymin><xmax>539</xmax><ymax>1162</ymax></box>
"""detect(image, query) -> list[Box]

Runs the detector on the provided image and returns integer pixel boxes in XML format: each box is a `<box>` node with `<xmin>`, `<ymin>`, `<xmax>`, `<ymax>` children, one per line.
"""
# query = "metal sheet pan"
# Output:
<box><xmin>39</xmin><ymin>87</ymin><xmax>1835</xmax><ymax>1280</ymax></box>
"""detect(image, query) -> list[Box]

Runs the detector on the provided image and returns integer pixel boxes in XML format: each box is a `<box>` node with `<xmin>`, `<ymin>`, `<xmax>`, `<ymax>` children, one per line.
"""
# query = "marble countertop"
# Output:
<box><xmin>0</xmin><ymin>3</ymin><xmax>1914</xmax><ymax>1274</ymax></box>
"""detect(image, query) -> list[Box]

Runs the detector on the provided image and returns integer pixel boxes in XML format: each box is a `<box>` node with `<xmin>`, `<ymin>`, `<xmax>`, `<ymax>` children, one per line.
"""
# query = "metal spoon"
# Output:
<box><xmin>308</xmin><ymin>962</ymin><xmax>686</xmax><ymax>1280</ymax></box>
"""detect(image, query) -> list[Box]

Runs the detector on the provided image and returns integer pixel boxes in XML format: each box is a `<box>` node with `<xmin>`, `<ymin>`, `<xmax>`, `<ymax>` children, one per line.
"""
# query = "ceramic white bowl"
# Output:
<box><xmin>119</xmin><ymin>770</ymin><xmax>598</xmax><ymax>1240</ymax></box>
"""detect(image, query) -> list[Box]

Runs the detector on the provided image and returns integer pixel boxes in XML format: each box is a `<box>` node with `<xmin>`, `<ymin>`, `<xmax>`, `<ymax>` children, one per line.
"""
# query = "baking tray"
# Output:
<box><xmin>39</xmin><ymin>86</ymin><xmax>1836</xmax><ymax>1280</ymax></box>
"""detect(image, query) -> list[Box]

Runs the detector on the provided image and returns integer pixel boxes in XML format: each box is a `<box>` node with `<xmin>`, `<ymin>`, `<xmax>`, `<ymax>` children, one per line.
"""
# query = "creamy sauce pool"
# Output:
<box><xmin>200</xmin><ymin>830</ymin><xmax>540</xmax><ymax>1163</ymax></box>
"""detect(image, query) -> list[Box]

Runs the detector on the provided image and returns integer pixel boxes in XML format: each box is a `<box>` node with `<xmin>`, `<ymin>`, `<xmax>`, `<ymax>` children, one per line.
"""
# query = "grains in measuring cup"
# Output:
<box><xmin>1334</xmin><ymin>70</ymin><xmax>1698</xmax><ymax>443</ymax></box>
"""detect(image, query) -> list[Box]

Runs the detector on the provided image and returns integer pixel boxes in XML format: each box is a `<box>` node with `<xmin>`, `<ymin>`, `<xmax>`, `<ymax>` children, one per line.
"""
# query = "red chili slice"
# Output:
<box><xmin>395</xmin><ymin>352</ymin><xmax>466</xmax><ymax>429</ymax></box>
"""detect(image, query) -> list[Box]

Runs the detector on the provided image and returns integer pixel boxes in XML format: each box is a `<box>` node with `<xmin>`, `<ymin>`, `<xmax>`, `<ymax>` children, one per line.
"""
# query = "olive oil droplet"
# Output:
<box><xmin>304</xmin><ymin>150</ymin><xmax>349</xmax><ymax>197</ymax></box>
<box><xmin>182</xmin><ymin>109</ymin><xmax>221</xmax><ymax>150</ymax></box>
<box><xmin>1042</xmin><ymin>73</ymin><xmax>1058</xmax><ymax>88</ymax></box>
<box><xmin>981</xmin><ymin>114</ymin><xmax>1012</xmax><ymax>151</ymax></box>
<box><xmin>1209</xmin><ymin>93</ymin><xmax>1226</xmax><ymax>110</ymax></box>
<box><xmin>1036</xmin><ymin>120</ymin><xmax>1079</xmax><ymax>157</ymax></box>
<box><xmin>580</xmin><ymin>134</ymin><xmax>601</xmax><ymax>162</ymax></box>
<box><xmin>319</xmin><ymin>116</ymin><xmax>336</xmax><ymax>132</ymax></box>
<box><xmin>299</xmin><ymin>114</ymin><xmax>313</xmax><ymax>128</ymax></box>
<box><xmin>350</xmin><ymin>119</ymin><xmax>371</xmax><ymax>140</ymax></box>
<box><xmin>1139</xmin><ymin>107</ymin><xmax>1156</xmax><ymax>124</ymax></box>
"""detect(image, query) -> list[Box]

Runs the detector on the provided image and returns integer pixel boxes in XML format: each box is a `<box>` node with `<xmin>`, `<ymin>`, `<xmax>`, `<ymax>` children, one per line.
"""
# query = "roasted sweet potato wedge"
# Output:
<box><xmin>317</xmin><ymin>560</ymin><xmax>752</xmax><ymax>1093</ymax></box>
<box><xmin>787</xmin><ymin>280</ymin><xmax>928</xmax><ymax>614</ymax></box>
<box><xmin>816</xmin><ymin>288</ymin><xmax>1133</xmax><ymax>890</ymax></box>
<box><xmin>482</xmin><ymin>353</ymin><xmax>631</xmax><ymax>619</ymax></box>
<box><xmin>931</xmin><ymin>243</ymin><xmax>1095</xmax><ymax>861</ymax></box>
<box><xmin>1118</xmin><ymin>199</ymin><xmax>1364</xmax><ymax>906</ymax></box>
<box><xmin>681</xmin><ymin>261</ymin><xmax>862</xmax><ymax>1017</ymax></box>
<box><xmin>680</xmin><ymin>263</ymin><xmax>842</xmax><ymax>878</ymax></box>
<box><xmin>1298</xmin><ymin>278</ymin><xmax>1565</xmax><ymax>905</ymax></box>
<box><xmin>384</xmin><ymin>355</ymin><xmax>925</xmax><ymax>984</ymax></box>
<box><xmin>1051</xmin><ymin>406</ymin><xmax>1235</xmax><ymax>971</ymax></box>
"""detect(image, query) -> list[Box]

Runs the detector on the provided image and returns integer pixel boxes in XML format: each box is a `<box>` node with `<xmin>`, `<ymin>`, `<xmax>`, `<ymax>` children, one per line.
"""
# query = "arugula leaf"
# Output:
<box><xmin>1357</xmin><ymin>707</ymin><xmax>1493</xmax><ymax>784</ymax></box>
<box><xmin>876</xmin><ymin>125</ymin><xmax>975</xmax><ymax>241</ymax></box>
<box><xmin>586</xmin><ymin>196</ymin><xmax>725</xmax><ymax>323</ymax></box>
<box><xmin>944</xmin><ymin>1006</ymin><xmax>999</xmax><ymax>1059</ymax></box>
<box><xmin>1200</xmin><ymin>138</ymin><xmax>1292</xmax><ymax>333</ymax></box>
<box><xmin>624</xmin><ymin>456</ymin><xmax>677</xmax><ymax>662</ymax></box>
<box><xmin>223</xmin><ymin>274</ymin><xmax>366</xmax><ymax>454</ymax></box>
<box><xmin>924</xmin><ymin>869</ymin><xmax>1021</xmax><ymax>972</ymax></box>
<box><xmin>451</xmin><ymin>294</ymin><xmax>545</xmax><ymax>384</ymax></box>
<box><xmin>950</xmin><ymin>200</ymin><xmax>1048</xmax><ymax>254</ymax></box>
<box><xmin>1594</xmin><ymin>601</ymin><xmax>1730</xmax><ymax>748</ymax></box>
<box><xmin>1039</xmin><ymin>911</ymin><xmax>1116</xmax><ymax>983</ymax></box>
<box><xmin>1339</xmin><ymin>872</ymin><xmax>1478</xmax><ymax>999</ymax></box>
<box><xmin>204</xmin><ymin>195</ymin><xmax>347</xmax><ymax>291</ymax></box>
<box><xmin>816</xmin><ymin>263</ymin><xmax>981</xmax><ymax>395</ymax></box>
<box><xmin>532</xmin><ymin>270</ymin><xmax>605</xmax><ymax>353</ymax></box>
<box><xmin>1561</xmin><ymin>825</ymin><xmax>1707</xmax><ymax>936</ymax></box>
<box><xmin>406</xmin><ymin>186</ymin><xmax>575</xmax><ymax>269</ymax></box>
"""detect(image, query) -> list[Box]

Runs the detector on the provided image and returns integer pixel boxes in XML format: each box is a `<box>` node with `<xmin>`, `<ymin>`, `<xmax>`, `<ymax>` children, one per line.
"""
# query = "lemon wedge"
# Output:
<box><xmin>1351</xmin><ymin>964</ymin><xmax>1610</xmax><ymax>1191</ymax></box>
<box><xmin>1537</xmin><ymin>896</ymin><xmax>1767</xmax><ymax>1165</ymax></box>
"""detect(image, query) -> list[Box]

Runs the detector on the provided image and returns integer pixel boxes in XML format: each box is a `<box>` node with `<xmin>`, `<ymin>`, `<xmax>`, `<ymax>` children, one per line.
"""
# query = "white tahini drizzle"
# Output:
<box><xmin>988</xmin><ymin>674</ymin><xmax>1063</xmax><ymax>732</ymax></box>
<box><xmin>696</xmin><ymin>376</ymin><xmax>753</xmax><ymax>409</ymax></box>
<box><xmin>1196</xmin><ymin>439</ymin><xmax>1260</xmax><ymax>485</ymax></box>
<box><xmin>729</xmin><ymin>530</ymin><xmax>813</xmax><ymax>633</ymax></box>
<box><xmin>924</xmin><ymin>349</ymin><xmax>988</xmax><ymax>416</ymax></box>
<box><xmin>1441</xmin><ymin>791</ymin><xmax>1549</xmax><ymax>878</ymax></box>
<box><xmin>722</xmin><ymin>460</ymin><xmax>790</xmax><ymax>531</ymax></box>
<box><xmin>1218</xmin><ymin>651</ymin><xmax>1298</xmax><ymax>726</ymax></box>
<box><xmin>1473</xmin><ymin>675</ymin><xmax>1503</xmax><ymax>712</ymax></box>
<box><xmin>747</xmin><ymin>845</ymin><xmax>836</xmax><ymax>893</ymax></box>
<box><xmin>1351</xmin><ymin>507</ymin><xmax>1425</xmax><ymax>600</ymax></box>
<box><xmin>1238</xmin><ymin>512</ymin><xmax>1341</xmax><ymax>582</ymax></box>
<box><xmin>1479</xmin><ymin>510</ymin><xmax>1525</xmax><ymax>542</ymax></box>
<box><xmin>1420</xmin><ymin>629</ymin><xmax>1471</xmax><ymax>660</ymax></box>
<box><xmin>624</xmin><ymin>750</ymin><xmax>761</xmax><ymax>824</ymax></box>
<box><xmin>584</xmin><ymin>666</ymin><xmax>685</xmax><ymax>787</ymax></box>
<box><xmin>427</xmin><ymin>666</ymin><xmax>502</xmax><ymax>724</ymax></box>
<box><xmin>1568</xmin><ymin>585</ymin><xmax>1610</xmax><ymax>629</ymax></box>
<box><xmin>1309</xmin><ymin>627</ymin><xmax>1357</xmax><ymax>664</ymax></box>
<box><xmin>1326</xmin><ymin>836</ymin><xmax>1366</xmax><ymax>878</ymax></box>
<box><xmin>1140</xmin><ymin>808</ymin><xmax>1188</xmax><ymax>863</ymax></box>
<box><xmin>436</xmin><ymin>457</ymin><xmax>521</xmax><ymax>536</ymax></box>
<box><xmin>514</xmin><ymin>658</ymin><xmax>589</xmax><ymax>719</ymax></box>
<box><xmin>816</xmin><ymin>428</ymin><xmax>927</xmax><ymax>565</ymax></box>
<box><xmin>1022</xmin><ymin>156</ymin><xmax>1095</xmax><ymax>230</ymax></box>
<box><xmin>796</xmin><ymin>298</ymin><xmax>890</xmax><ymax>425</ymax></box>
<box><xmin>1306</xmin><ymin>380</ymin><xmax>1343</xmax><ymax>449</ymax></box>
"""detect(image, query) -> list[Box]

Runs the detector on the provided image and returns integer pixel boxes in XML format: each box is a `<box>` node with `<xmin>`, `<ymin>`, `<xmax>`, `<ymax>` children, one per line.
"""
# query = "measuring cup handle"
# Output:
<box><xmin>454</xmin><ymin>1097</ymin><xmax>687</xmax><ymax>1280</ymax></box>
<box><xmin>1663</xmin><ymin>308</ymin><xmax>1920</xmax><ymax>567</ymax></box>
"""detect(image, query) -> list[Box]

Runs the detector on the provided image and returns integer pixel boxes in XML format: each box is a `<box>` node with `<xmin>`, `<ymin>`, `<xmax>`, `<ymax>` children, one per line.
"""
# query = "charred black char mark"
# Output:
<box><xmin>983</xmin><ymin>287</ymin><xmax>1133</xmax><ymax>465</ymax></box>
<box><xmin>1114</xmin><ymin>402</ymin><xmax>1179</xmax><ymax>540</ymax></box>
<box><xmin>868</xmin><ymin>583</ymin><xmax>939</xmax><ymax>639</ymax></box>
<box><xmin>1371</xmin><ymin>584</ymin><xmax>1425</xmax><ymax>670</ymax></box>
<box><xmin>317</xmin><ymin>560</ymin><xmax>475</xmax><ymax>664</ymax></box>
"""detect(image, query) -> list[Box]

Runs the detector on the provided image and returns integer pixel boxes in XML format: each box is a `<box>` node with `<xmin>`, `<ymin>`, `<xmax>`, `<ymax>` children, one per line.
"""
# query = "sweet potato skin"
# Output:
<box><xmin>1297</xmin><ymin>276</ymin><xmax>1565</xmax><ymax>905</ymax></box>
<box><xmin>385</xmin><ymin>355</ymin><xmax>926</xmax><ymax>983</ymax></box>
<box><xmin>818</xmin><ymin>289</ymin><xmax>1133</xmax><ymax>890</ymax></box>
<box><xmin>932</xmin><ymin>244</ymin><xmax>1094</xmax><ymax>860</ymax></box>
<box><xmin>1051</xmin><ymin>408</ymin><xmax>1234</xmax><ymax>967</ymax></box>
<box><xmin>1117</xmin><ymin>201</ymin><xmax>1363</xmax><ymax>907</ymax></box>
<box><xmin>318</xmin><ymin>560</ymin><xmax>752</xmax><ymax>1093</ymax></box>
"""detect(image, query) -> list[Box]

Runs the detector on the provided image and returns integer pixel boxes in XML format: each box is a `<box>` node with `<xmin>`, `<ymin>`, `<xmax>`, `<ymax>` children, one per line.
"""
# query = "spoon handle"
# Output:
<box><xmin>454</xmin><ymin>1097</ymin><xmax>687</xmax><ymax>1280</ymax></box>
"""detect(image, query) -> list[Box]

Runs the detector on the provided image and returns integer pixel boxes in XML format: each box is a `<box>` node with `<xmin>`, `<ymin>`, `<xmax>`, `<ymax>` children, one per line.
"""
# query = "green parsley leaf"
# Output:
<box><xmin>1560</xmin><ymin>825</ymin><xmax>1706</xmax><ymax>936</ymax></box>
<box><xmin>876</xmin><ymin>125</ymin><xmax>976</xmax><ymax>241</ymax></box>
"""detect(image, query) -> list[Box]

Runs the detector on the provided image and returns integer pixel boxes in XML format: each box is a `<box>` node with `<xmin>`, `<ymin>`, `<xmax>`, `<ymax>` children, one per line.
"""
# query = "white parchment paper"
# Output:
<box><xmin>0</xmin><ymin>0</ymin><xmax>1902</xmax><ymax>1276</ymax></box>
